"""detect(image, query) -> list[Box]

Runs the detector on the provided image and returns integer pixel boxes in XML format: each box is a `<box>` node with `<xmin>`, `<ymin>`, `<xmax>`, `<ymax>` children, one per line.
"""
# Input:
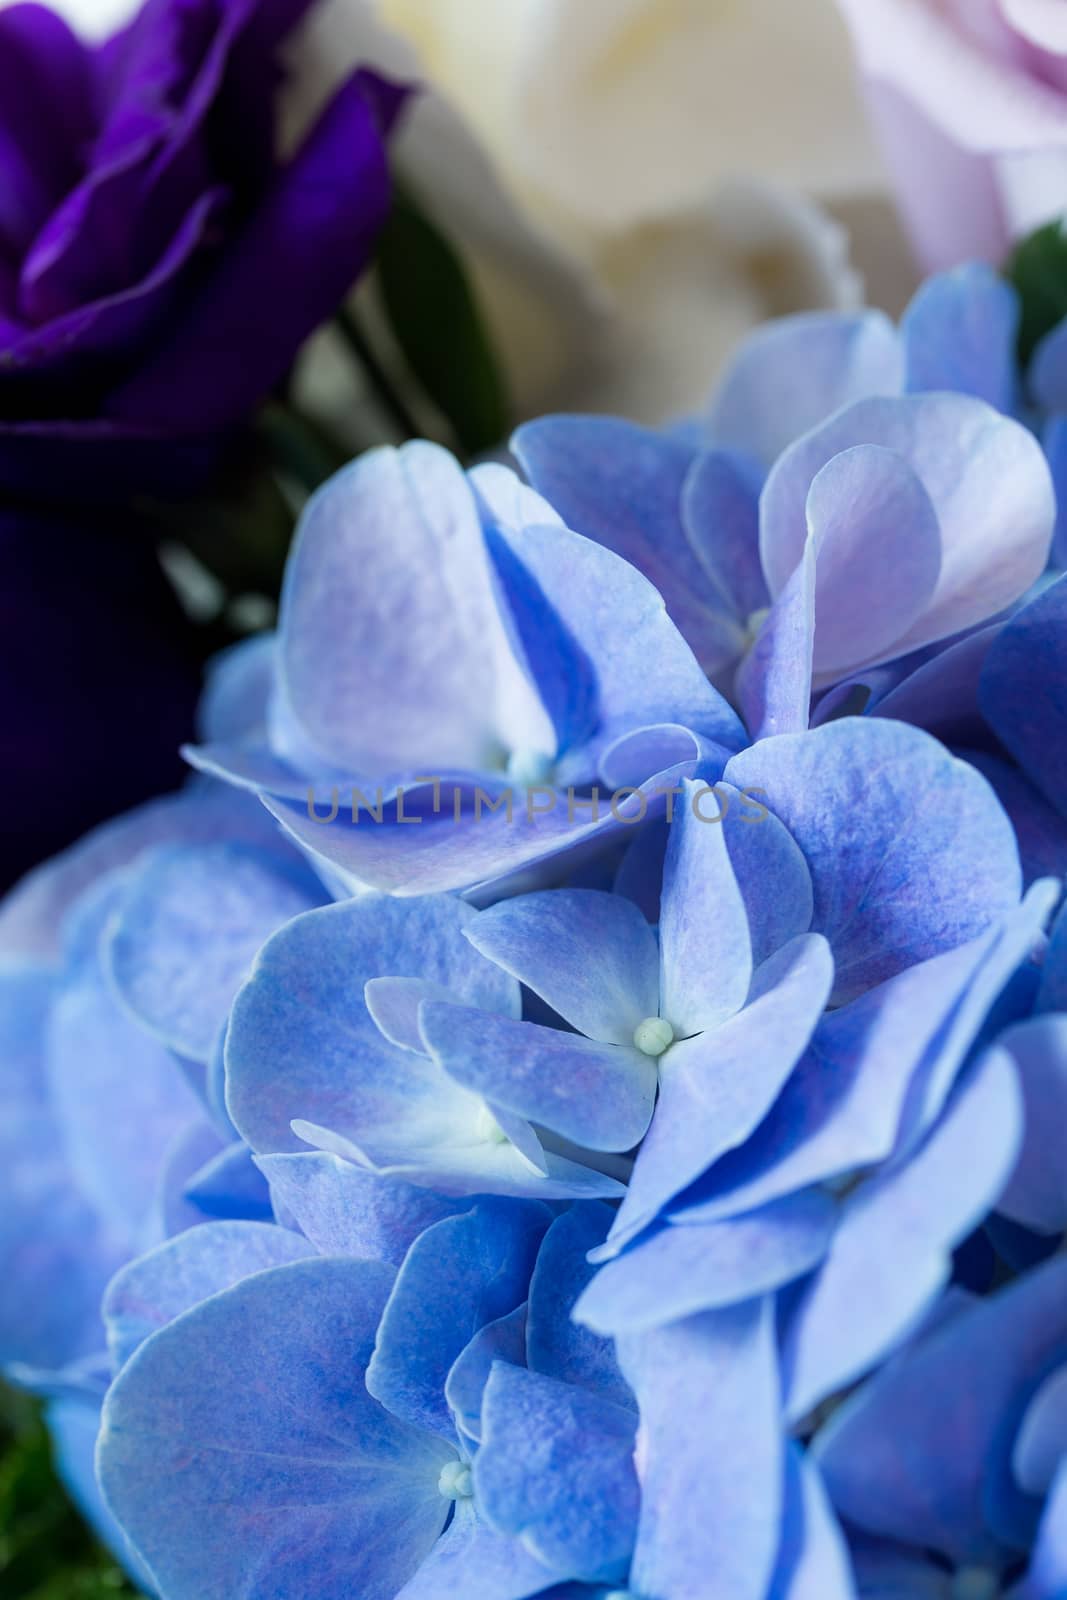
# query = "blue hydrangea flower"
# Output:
<box><xmin>183</xmin><ymin>441</ymin><xmax>746</xmax><ymax>897</ymax></box>
<box><xmin>225</xmin><ymin>891</ymin><xmax>626</xmax><ymax>1201</ymax></box>
<box><xmin>570</xmin><ymin>871</ymin><xmax>1058</xmax><ymax>1424</ymax></box>
<box><xmin>515</xmin><ymin>266</ymin><xmax>1054</xmax><ymax>745</ymax></box>
<box><xmin>95</xmin><ymin>1193</ymin><xmax>855</xmax><ymax>1600</ymax></box>
<box><xmin>815</xmin><ymin>1255</ymin><xmax>1067</xmax><ymax>1600</ymax></box>
<box><xmin>0</xmin><ymin>780</ymin><xmax>327</xmax><ymax>1573</ymax></box>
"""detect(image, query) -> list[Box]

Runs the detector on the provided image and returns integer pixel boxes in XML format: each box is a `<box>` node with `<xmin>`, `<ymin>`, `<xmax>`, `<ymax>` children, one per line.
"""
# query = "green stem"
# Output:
<box><xmin>335</xmin><ymin>306</ymin><xmax>422</xmax><ymax>442</ymax></box>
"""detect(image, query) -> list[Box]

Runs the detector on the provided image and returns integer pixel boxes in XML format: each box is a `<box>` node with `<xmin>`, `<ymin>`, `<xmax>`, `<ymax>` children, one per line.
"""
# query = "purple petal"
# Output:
<box><xmin>761</xmin><ymin>395</ymin><xmax>1054</xmax><ymax>656</ymax></box>
<box><xmin>105</xmin><ymin>69</ymin><xmax>403</xmax><ymax>430</ymax></box>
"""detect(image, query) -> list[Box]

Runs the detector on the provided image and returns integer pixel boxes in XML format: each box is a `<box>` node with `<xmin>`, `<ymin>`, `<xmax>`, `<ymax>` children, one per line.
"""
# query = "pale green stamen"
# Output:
<box><xmin>506</xmin><ymin>749</ymin><xmax>555</xmax><ymax>786</ymax></box>
<box><xmin>438</xmin><ymin>1461</ymin><xmax>473</xmax><ymax>1500</ymax></box>
<box><xmin>476</xmin><ymin>1105</ymin><xmax>510</xmax><ymax>1145</ymax></box>
<box><xmin>633</xmin><ymin>1016</ymin><xmax>675</xmax><ymax>1056</ymax></box>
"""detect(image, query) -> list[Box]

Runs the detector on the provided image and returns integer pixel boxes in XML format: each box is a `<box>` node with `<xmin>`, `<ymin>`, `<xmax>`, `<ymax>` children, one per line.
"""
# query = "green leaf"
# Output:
<box><xmin>375</xmin><ymin>184</ymin><xmax>510</xmax><ymax>455</ymax></box>
<box><xmin>1006</xmin><ymin>215</ymin><xmax>1067</xmax><ymax>366</ymax></box>
<box><xmin>0</xmin><ymin>1387</ymin><xmax>140</xmax><ymax>1598</ymax></box>
<box><xmin>141</xmin><ymin>432</ymin><xmax>297</xmax><ymax>599</ymax></box>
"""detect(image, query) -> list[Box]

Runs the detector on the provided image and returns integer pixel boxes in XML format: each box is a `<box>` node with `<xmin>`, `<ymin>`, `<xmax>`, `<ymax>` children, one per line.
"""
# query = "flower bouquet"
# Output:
<box><xmin>2</xmin><ymin>3</ymin><xmax>1067</xmax><ymax>1599</ymax></box>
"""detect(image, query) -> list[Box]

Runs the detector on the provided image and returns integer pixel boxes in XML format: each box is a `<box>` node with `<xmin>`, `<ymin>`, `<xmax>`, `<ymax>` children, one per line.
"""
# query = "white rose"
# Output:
<box><xmin>294</xmin><ymin>0</ymin><xmax>889</xmax><ymax>422</ymax></box>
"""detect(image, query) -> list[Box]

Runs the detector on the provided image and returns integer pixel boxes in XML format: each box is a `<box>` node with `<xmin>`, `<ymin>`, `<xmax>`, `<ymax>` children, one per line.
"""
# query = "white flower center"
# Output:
<box><xmin>633</xmin><ymin>1016</ymin><xmax>674</xmax><ymax>1056</ymax></box>
<box><xmin>506</xmin><ymin>748</ymin><xmax>555</xmax><ymax>786</ymax></box>
<box><xmin>476</xmin><ymin>1105</ymin><xmax>511</xmax><ymax>1145</ymax></box>
<box><xmin>438</xmin><ymin>1460</ymin><xmax>473</xmax><ymax>1500</ymax></box>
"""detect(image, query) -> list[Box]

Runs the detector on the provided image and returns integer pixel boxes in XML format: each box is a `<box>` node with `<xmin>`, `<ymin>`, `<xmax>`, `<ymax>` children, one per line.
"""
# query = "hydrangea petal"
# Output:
<box><xmin>761</xmin><ymin>394</ymin><xmax>1053</xmax><ymax>653</ymax></box>
<box><xmin>0</xmin><ymin>965</ymin><xmax>122</xmax><ymax>1371</ymax></box>
<box><xmin>256</xmin><ymin>1152</ymin><xmax>471</xmax><ymax>1264</ymax></box>
<box><xmin>513</xmin><ymin>417</ymin><xmax>729</xmax><ymax>664</ymax></box>
<box><xmin>98</xmin><ymin>1258</ymin><xmax>454</xmax><ymax>1600</ymax></box>
<box><xmin>277</xmin><ymin>442</ymin><xmax>552</xmax><ymax>775</ymax></box>
<box><xmin>679</xmin><ymin>448</ymin><xmax>767</xmax><ymax>633</ymax></box>
<box><xmin>367</xmin><ymin>1202</ymin><xmax>549</xmax><ymax>1441</ymax></box>
<box><xmin>488</xmin><ymin>511</ymin><xmax>746</xmax><ymax>752</ymax></box>
<box><xmin>707</xmin><ymin>310</ymin><xmax>904</xmax><ymax>468</ymax></box>
<box><xmin>1019</xmin><ymin>1462</ymin><xmax>1067</xmax><ymax>1600</ymax></box>
<box><xmin>225</xmin><ymin>895</ymin><xmax>519</xmax><ymax>1156</ymax></box>
<box><xmin>767</xmin><ymin>1448</ymin><xmax>857</xmax><ymax>1600</ymax></box>
<box><xmin>678</xmin><ymin>905</ymin><xmax>1040</xmax><ymax>1226</ymax></box>
<box><xmin>658</xmin><ymin>782</ymin><xmax>754</xmax><ymax>1034</ymax></box>
<box><xmin>577</xmin><ymin>1192</ymin><xmax>836</xmax><ymax>1336</ymax></box>
<box><xmin>421</xmin><ymin>1004</ymin><xmax>657</xmax><ymax>1153</ymax></box>
<box><xmin>995</xmin><ymin>1015</ymin><xmax>1067</xmax><ymax>1234</ymax></box>
<box><xmin>724</xmin><ymin>718</ymin><xmax>1022</xmax><ymax>1003</ymax></box>
<box><xmin>782</xmin><ymin>1045</ymin><xmax>1024</xmax><ymax>1423</ymax></box>
<box><xmin>902</xmin><ymin>264</ymin><xmax>1020</xmax><ymax>412</ymax></box>
<box><xmin>525</xmin><ymin>1205</ymin><xmax>632</xmax><ymax>1410</ymax></box>
<box><xmin>980</xmin><ymin>573</ymin><xmax>1067</xmax><ymax>822</ymax></box>
<box><xmin>475</xmin><ymin>1363</ymin><xmax>640</xmax><ymax>1584</ymax></box>
<box><xmin>107</xmin><ymin>842</ymin><xmax>320</xmax><ymax>1062</ymax></box>
<box><xmin>464</xmin><ymin>890</ymin><xmax>659</xmax><ymax>1045</ymax></box>
<box><xmin>394</xmin><ymin>1499</ymin><xmax>559</xmax><ymax>1600</ymax></box>
<box><xmin>803</xmin><ymin>444</ymin><xmax>942</xmax><ymax>677</ymax></box>
<box><xmin>103</xmin><ymin>1220</ymin><xmax>316</xmax><ymax>1372</ymax></box>
<box><xmin>603</xmin><ymin>932</ymin><xmax>834</xmax><ymax>1253</ymax></box>
<box><xmin>1014</xmin><ymin>1366</ymin><xmax>1067</xmax><ymax>1499</ymax></box>
<box><xmin>815</xmin><ymin>1255</ymin><xmax>1067</xmax><ymax>1565</ymax></box>
<box><xmin>446</xmin><ymin>1306</ymin><xmax>528</xmax><ymax>1450</ymax></box>
<box><xmin>618</xmin><ymin>1299</ymin><xmax>782</xmax><ymax>1600</ymax></box>
<box><xmin>736</xmin><ymin>536</ymin><xmax>816</xmax><ymax>740</ymax></box>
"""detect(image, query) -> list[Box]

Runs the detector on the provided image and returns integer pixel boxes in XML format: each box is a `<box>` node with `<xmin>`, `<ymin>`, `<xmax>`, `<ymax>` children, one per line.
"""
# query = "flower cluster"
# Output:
<box><xmin>3</xmin><ymin>261</ymin><xmax>1067</xmax><ymax>1600</ymax></box>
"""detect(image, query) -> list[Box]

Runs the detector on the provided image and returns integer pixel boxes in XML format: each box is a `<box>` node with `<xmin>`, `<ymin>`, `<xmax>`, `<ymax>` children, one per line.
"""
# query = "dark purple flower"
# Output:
<box><xmin>0</xmin><ymin>0</ymin><xmax>406</xmax><ymax>503</ymax></box>
<box><xmin>0</xmin><ymin>505</ymin><xmax>203</xmax><ymax>890</ymax></box>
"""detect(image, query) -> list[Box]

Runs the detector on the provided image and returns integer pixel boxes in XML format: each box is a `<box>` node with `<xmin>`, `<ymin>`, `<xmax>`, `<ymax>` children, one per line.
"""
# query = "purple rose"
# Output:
<box><xmin>0</xmin><ymin>0</ymin><xmax>405</xmax><ymax>502</ymax></box>
<box><xmin>836</xmin><ymin>0</ymin><xmax>1067</xmax><ymax>270</ymax></box>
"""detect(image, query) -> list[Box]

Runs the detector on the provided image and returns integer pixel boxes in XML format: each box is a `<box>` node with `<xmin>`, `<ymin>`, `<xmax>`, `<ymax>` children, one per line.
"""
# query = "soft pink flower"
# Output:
<box><xmin>837</xmin><ymin>0</ymin><xmax>1067</xmax><ymax>269</ymax></box>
